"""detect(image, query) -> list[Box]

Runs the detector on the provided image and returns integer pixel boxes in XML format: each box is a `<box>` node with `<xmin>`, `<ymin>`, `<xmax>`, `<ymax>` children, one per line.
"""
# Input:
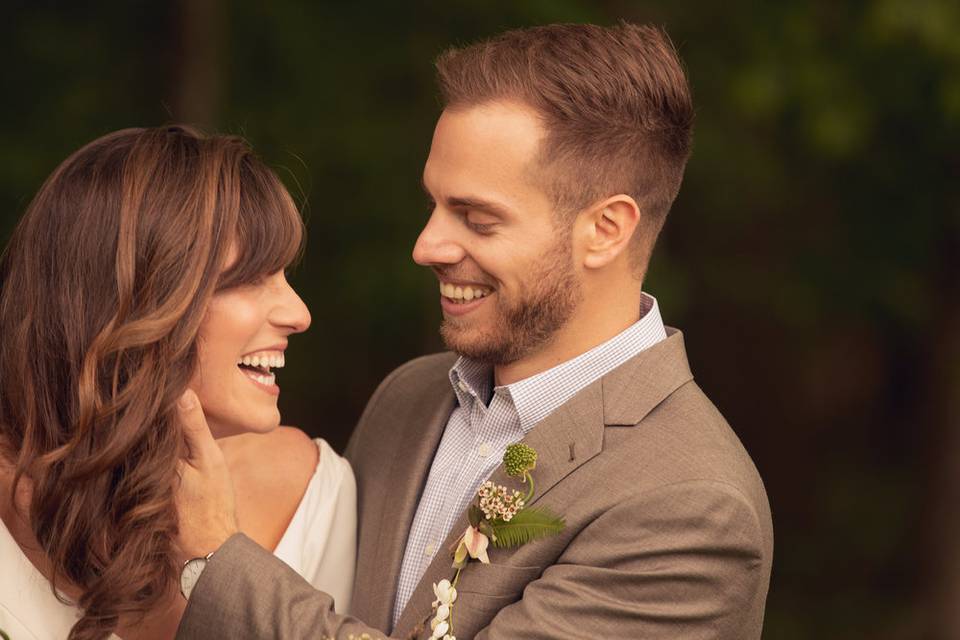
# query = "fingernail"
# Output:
<box><xmin>178</xmin><ymin>390</ymin><xmax>196</xmax><ymax>410</ymax></box>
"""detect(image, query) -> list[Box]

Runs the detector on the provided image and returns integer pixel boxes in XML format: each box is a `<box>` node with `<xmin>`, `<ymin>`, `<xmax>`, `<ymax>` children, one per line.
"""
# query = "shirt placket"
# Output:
<box><xmin>430</xmin><ymin>384</ymin><xmax>480</xmax><ymax>563</ymax></box>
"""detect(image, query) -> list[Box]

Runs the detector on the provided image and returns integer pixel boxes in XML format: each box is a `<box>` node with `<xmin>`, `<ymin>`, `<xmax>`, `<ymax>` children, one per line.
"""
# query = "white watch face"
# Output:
<box><xmin>180</xmin><ymin>557</ymin><xmax>208</xmax><ymax>600</ymax></box>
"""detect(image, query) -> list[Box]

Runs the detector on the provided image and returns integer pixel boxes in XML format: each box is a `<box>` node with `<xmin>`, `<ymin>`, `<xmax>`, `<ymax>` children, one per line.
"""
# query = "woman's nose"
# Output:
<box><xmin>270</xmin><ymin>274</ymin><xmax>311</xmax><ymax>333</ymax></box>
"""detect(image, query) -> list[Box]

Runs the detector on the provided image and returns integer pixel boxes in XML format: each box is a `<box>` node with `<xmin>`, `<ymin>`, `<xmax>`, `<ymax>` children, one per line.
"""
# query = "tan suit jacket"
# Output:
<box><xmin>177</xmin><ymin>330</ymin><xmax>773</xmax><ymax>639</ymax></box>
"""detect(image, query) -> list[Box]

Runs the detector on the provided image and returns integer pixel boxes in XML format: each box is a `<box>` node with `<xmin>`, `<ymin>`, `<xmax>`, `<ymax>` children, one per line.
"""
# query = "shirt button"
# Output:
<box><xmin>425</xmin><ymin>542</ymin><xmax>436</xmax><ymax>557</ymax></box>
<box><xmin>478</xmin><ymin>442</ymin><xmax>492</xmax><ymax>458</ymax></box>
<box><xmin>458</xmin><ymin>380</ymin><xmax>469</xmax><ymax>393</ymax></box>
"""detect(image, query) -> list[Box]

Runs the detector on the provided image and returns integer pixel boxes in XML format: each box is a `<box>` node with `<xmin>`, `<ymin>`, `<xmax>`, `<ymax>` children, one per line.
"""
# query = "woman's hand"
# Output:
<box><xmin>175</xmin><ymin>390</ymin><xmax>240</xmax><ymax>562</ymax></box>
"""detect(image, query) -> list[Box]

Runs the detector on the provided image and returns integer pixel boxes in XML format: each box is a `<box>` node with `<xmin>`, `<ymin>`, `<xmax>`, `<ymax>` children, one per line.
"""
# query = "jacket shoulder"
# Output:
<box><xmin>618</xmin><ymin>379</ymin><xmax>772</xmax><ymax>544</ymax></box>
<box><xmin>344</xmin><ymin>352</ymin><xmax>456</xmax><ymax>461</ymax></box>
<box><xmin>381</xmin><ymin>352</ymin><xmax>458</xmax><ymax>390</ymax></box>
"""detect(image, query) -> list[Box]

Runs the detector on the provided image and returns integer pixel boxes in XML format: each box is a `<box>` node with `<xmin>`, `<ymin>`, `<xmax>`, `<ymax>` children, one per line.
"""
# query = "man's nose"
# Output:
<box><xmin>412</xmin><ymin>211</ymin><xmax>466</xmax><ymax>266</ymax></box>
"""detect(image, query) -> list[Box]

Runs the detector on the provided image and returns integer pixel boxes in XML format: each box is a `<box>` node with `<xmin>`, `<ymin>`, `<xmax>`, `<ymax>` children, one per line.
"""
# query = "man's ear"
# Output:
<box><xmin>578</xmin><ymin>195</ymin><xmax>641</xmax><ymax>270</ymax></box>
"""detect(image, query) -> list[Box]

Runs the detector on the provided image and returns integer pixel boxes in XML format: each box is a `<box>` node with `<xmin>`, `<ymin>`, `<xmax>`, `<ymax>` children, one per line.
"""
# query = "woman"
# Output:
<box><xmin>0</xmin><ymin>126</ymin><xmax>355</xmax><ymax>639</ymax></box>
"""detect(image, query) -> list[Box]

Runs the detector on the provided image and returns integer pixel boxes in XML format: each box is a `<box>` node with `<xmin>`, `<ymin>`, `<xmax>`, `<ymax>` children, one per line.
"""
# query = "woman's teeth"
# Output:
<box><xmin>439</xmin><ymin>282</ymin><xmax>492</xmax><ymax>303</ymax></box>
<box><xmin>242</xmin><ymin>369</ymin><xmax>276</xmax><ymax>386</ymax></box>
<box><xmin>236</xmin><ymin>352</ymin><xmax>284</xmax><ymax>386</ymax></box>
<box><xmin>237</xmin><ymin>353</ymin><xmax>285</xmax><ymax>368</ymax></box>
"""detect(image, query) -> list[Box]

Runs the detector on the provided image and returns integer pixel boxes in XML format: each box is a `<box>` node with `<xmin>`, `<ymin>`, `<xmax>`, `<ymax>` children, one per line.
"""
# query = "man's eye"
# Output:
<box><xmin>466</xmin><ymin>220</ymin><xmax>496</xmax><ymax>234</ymax></box>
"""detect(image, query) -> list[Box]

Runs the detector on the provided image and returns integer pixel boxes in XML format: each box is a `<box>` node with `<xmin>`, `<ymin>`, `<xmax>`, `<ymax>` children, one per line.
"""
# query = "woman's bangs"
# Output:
<box><xmin>216</xmin><ymin>159</ymin><xmax>304</xmax><ymax>290</ymax></box>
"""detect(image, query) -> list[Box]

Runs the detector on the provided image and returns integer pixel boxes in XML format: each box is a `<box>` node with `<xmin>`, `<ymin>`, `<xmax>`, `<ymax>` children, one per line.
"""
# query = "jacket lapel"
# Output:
<box><xmin>357</xmin><ymin>389</ymin><xmax>456</xmax><ymax>632</ymax></box>
<box><xmin>601</xmin><ymin>328</ymin><xmax>693</xmax><ymax>427</ymax></box>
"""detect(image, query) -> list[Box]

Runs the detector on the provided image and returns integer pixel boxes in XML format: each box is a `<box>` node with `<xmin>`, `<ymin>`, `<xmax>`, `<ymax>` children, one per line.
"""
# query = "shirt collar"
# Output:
<box><xmin>448</xmin><ymin>292</ymin><xmax>667</xmax><ymax>432</ymax></box>
<box><xmin>448</xmin><ymin>355</ymin><xmax>493</xmax><ymax>408</ymax></box>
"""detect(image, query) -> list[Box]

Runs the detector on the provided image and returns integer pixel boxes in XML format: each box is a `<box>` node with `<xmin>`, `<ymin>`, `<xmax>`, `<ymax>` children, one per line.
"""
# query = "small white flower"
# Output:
<box><xmin>432</xmin><ymin>579</ymin><xmax>458</xmax><ymax>605</ymax></box>
<box><xmin>431</xmin><ymin>621</ymin><xmax>450</xmax><ymax>638</ymax></box>
<box><xmin>435</xmin><ymin>603</ymin><xmax>450</xmax><ymax>621</ymax></box>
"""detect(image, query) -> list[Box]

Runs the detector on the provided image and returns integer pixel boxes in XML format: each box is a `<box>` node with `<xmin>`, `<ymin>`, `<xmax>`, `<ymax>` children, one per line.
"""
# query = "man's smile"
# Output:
<box><xmin>439</xmin><ymin>280</ymin><xmax>496</xmax><ymax>316</ymax></box>
<box><xmin>438</xmin><ymin>280</ymin><xmax>494</xmax><ymax>303</ymax></box>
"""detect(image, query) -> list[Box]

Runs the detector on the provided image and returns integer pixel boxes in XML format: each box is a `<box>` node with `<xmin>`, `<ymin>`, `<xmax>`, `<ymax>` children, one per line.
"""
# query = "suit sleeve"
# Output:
<box><xmin>475</xmin><ymin>479</ymin><xmax>770</xmax><ymax>640</ymax></box>
<box><xmin>176</xmin><ymin>361</ymin><xmax>416</xmax><ymax>640</ymax></box>
<box><xmin>176</xmin><ymin>533</ymin><xmax>396</xmax><ymax>639</ymax></box>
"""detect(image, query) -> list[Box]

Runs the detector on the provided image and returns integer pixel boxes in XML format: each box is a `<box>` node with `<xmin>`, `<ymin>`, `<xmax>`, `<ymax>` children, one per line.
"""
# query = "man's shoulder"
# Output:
<box><xmin>365</xmin><ymin>351</ymin><xmax>457</xmax><ymax>405</ymax></box>
<box><xmin>601</xmin><ymin>376</ymin><xmax>771</xmax><ymax>537</ymax></box>
<box><xmin>345</xmin><ymin>352</ymin><xmax>456</xmax><ymax>462</ymax></box>
<box><xmin>383</xmin><ymin>351</ymin><xmax>458</xmax><ymax>388</ymax></box>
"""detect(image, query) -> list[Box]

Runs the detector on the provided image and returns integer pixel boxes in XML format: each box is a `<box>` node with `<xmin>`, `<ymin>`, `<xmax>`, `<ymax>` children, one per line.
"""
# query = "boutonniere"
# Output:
<box><xmin>427</xmin><ymin>443</ymin><xmax>565</xmax><ymax>640</ymax></box>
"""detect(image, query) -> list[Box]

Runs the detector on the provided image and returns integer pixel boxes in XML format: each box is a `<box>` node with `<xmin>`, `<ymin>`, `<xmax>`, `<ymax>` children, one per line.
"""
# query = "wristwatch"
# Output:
<box><xmin>179</xmin><ymin>551</ymin><xmax>215</xmax><ymax>600</ymax></box>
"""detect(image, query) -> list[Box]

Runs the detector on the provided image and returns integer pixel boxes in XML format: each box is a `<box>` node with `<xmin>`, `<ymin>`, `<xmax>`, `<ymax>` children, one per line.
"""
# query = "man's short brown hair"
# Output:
<box><xmin>435</xmin><ymin>22</ymin><xmax>694</xmax><ymax>273</ymax></box>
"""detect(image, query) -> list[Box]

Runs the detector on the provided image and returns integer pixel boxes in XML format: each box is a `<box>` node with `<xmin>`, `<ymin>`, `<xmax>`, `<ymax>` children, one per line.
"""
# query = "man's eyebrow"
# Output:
<box><xmin>446</xmin><ymin>196</ymin><xmax>513</xmax><ymax>217</ymax></box>
<box><xmin>421</xmin><ymin>177</ymin><xmax>513</xmax><ymax>217</ymax></box>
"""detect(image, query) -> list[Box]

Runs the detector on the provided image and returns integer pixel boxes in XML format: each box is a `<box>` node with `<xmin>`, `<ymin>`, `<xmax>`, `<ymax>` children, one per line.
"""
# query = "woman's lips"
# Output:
<box><xmin>238</xmin><ymin>366</ymin><xmax>280</xmax><ymax>396</ymax></box>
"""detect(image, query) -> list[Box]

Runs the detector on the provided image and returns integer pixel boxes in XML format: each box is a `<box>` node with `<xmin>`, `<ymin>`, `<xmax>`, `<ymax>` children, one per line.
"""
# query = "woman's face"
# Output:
<box><xmin>192</xmin><ymin>270</ymin><xmax>311</xmax><ymax>438</ymax></box>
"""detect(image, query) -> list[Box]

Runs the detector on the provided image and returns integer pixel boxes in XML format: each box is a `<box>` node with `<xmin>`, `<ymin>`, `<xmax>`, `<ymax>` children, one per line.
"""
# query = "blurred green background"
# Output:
<box><xmin>2</xmin><ymin>1</ymin><xmax>957</xmax><ymax>638</ymax></box>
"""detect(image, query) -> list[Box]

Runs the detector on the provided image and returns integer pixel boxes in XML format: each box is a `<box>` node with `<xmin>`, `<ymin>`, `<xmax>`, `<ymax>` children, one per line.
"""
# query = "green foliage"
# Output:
<box><xmin>490</xmin><ymin>507</ymin><xmax>565</xmax><ymax>549</ymax></box>
<box><xmin>468</xmin><ymin>504</ymin><xmax>483</xmax><ymax>529</ymax></box>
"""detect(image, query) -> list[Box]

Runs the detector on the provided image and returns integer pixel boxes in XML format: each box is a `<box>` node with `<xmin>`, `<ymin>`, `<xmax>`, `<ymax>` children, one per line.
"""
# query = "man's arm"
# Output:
<box><xmin>174</xmin><ymin>390</ymin><xmax>393</xmax><ymax>640</ymax></box>
<box><xmin>476</xmin><ymin>480</ymin><xmax>770</xmax><ymax>639</ymax></box>
<box><xmin>177</xmin><ymin>534</ymin><xmax>392</xmax><ymax>639</ymax></box>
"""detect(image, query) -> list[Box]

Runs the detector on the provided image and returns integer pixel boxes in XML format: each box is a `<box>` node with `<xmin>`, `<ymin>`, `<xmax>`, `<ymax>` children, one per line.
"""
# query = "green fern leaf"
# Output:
<box><xmin>490</xmin><ymin>507</ymin><xmax>565</xmax><ymax>548</ymax></box>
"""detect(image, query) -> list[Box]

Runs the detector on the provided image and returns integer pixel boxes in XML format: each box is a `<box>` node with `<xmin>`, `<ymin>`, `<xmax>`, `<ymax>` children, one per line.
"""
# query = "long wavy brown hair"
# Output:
<box><xmin>0</xmin><ymin>126</ymin><xmax>304</xmax><ymax>639</ymax></box>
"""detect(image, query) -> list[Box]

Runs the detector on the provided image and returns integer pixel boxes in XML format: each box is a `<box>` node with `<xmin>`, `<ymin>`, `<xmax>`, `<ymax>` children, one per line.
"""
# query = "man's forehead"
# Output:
<box><xmin>424</xmin><ymin>102</ymin><xmax>546</xmax><ymax>198</ymax></box>
<box><xmin>432</xmin><ymin>101</ymin><xmax>544</xmax><ymax>160</ymax></box>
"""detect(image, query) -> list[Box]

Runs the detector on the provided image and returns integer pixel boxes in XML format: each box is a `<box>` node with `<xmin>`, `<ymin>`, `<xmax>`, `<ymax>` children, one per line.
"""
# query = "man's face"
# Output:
<box><xmin>413</xmin><ymin>101</ymin><xmax>581</xmax><ymax>365</ymax></box>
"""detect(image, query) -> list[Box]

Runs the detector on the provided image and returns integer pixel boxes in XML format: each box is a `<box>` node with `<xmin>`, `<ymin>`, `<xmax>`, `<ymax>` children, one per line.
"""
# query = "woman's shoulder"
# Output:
<box><xmin>260</xmin><ymin>428</ymin><xmax>354</xmax><ymax>483</ymax></box>
<box><xmin>225</xmin><ymin>427</ymin><xmax>320</xmax><ymax>482</ymax></box>
<box><xmin>263</xmin><ymin>426</ymin><xmax>323</xmax><ymax>472</ymax></box>
<box><xmin>224</xmin><ymin>428</ymin><xmax>333</xmax><ymax>551</ymax></box>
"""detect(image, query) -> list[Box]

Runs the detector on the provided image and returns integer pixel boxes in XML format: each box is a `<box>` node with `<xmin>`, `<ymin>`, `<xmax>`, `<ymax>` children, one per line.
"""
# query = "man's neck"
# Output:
<box><xmin>493</xmin><ymin>302</ymin><xmax>642</xmax><ymax>386</ymax></box>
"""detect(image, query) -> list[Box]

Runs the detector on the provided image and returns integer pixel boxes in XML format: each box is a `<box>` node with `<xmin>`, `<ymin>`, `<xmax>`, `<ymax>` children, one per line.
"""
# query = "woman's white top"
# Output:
<box><xmin>0</xmin><ymin>438</ymin><xmax>356</xmax><ymax>640</ymax></box>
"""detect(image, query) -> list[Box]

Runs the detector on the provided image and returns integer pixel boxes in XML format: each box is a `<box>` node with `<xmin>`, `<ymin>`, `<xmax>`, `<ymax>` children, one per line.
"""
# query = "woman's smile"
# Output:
<box><xmin>236</xmin><ymin>348</ymin><xmax>286</xmax><ymax>396</ymax></box>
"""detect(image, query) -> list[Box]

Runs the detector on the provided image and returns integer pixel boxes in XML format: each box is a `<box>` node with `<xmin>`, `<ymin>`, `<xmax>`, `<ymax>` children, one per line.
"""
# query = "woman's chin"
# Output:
<box><xmin>208</xmin><ymin>411</ymin><xmax>281</xmax><ymax>439</ymax></box>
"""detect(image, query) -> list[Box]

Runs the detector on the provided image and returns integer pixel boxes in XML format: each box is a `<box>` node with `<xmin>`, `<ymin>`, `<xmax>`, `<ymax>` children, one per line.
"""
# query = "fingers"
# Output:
<box><xmin>178</xmin><ymin>389</ymin><xmax>217</xmax><ymax>466</ymax></box>
<box><xmin>174</xmin><ymin>389</ymin><xmax>240</xmax><ymax>558</ymax></box>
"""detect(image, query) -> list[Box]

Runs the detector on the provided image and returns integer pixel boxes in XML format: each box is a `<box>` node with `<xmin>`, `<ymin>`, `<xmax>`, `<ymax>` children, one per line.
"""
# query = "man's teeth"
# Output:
<box><xmin>439</xmin><ymin>282</ymin><xmax>492</xmax><ymax>302</ymax></box>
<box><xmin>236</xmin><ymin>353</ymin><xmax>285</xmax><ymax>369</ymax></box>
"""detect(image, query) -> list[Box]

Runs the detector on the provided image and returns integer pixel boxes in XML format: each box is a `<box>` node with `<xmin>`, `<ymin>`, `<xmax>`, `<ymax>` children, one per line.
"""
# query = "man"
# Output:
<box><xmin>175</xmin><ymin>23</ymin><xmax>773</xmax><ymax>639</ymax></box>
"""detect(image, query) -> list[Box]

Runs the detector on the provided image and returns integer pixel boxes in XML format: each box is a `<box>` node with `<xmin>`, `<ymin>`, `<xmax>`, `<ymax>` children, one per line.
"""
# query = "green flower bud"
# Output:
<box><xmin>503</xmin><ymin>442</ymin><xmax>537</xmax><ymax>477</ymax></box>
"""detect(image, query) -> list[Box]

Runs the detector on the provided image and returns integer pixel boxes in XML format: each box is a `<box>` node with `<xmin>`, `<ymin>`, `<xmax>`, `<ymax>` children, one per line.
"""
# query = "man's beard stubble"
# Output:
<box><xmin>439</xmin><ymin>238</ymin><xmax>581</xmax><ymax>366</ymax></box>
